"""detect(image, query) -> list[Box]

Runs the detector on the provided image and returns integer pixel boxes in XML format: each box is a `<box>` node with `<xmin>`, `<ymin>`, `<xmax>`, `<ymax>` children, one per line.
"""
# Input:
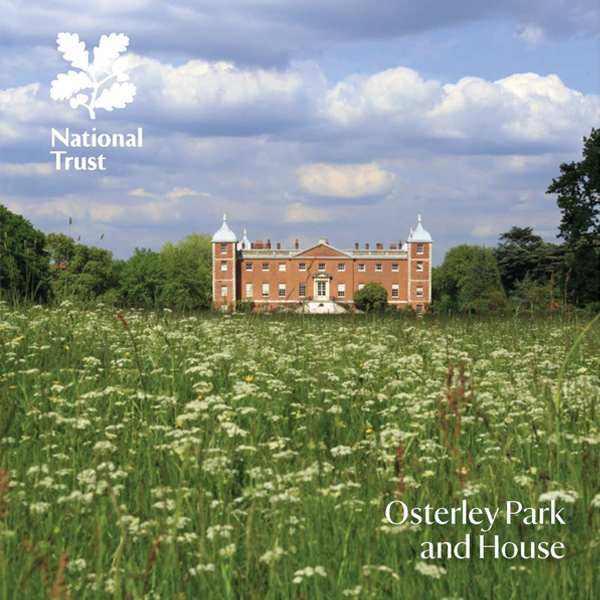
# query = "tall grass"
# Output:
<box><xmin>0</xmin><ymin>305</ymin><xmax>598</xmax><ymax>599</ymax></box>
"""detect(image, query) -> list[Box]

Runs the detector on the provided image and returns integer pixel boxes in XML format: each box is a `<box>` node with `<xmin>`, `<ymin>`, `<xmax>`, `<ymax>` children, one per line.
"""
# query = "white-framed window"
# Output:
<box><xmin>262</xmin><ymin>283</ymin><xmax>269</xmax><ymax>297</ymax></box>
<box><xmin>416</xmin><ymin>261</ymin><xmax>424</xmax><ymax>272</ymax></box>
<box><xmin>221</xmin><ymin>285</ymin><xmax>227</xmax><ymax>297</ymax></box>
<box><xmin>262</xmin><ymin>263</ymin><xmax>269</xmax><ymax>271</ymax></box>
<box><xmin>338</xmin><ymin>263</ymin><xmax>345</xmax><ymax>272</ymax></box>
<box><xmin>279</xmin><ymin>263</ymin><xmax>286</xmax><ymax>272</ymax></box>
<box><xmin>375</xmin><ymin>263</ymin><xmax>382</xmax><ymax>272</ymax></box>
<box><xmin>279</xmin><ymin>283</ymin><xmax>286</xmax><ymax>297</ymax></box>
<box><xmin>392</xmin><ymin>263</ymin><xmax>399</xmax><ymax>272</ymax></box>
<box><xmin>338</xmin><ymin>283</ymin><xmax>345</xmax><ymax>298</ymax></box>
<box><xmin>245</xmin><ymin>283</ymin><xmax>253</xmax><ymax>298</ymax></box>
<box><xmin>318</xmin><ymin>263</ymin><xmax>325</xmax><ymax>271</ymax></box>
<box><xmin>416</xmin><ymin>304</ymin><xmax>423</xmax><ymax>314</ymax></box>
<box><xmin>417</xmin><ymin>244</ymin><xmax>424</xmax><ymax>254</ymax></box>
<box><xmin>358</xmin><ymin>264</ymin><xmax>366</xmax><ymax>272</ymax></box>
<box><xmin>416</xmin><ymin>286</ymin><xmax>423</xmax><ymax>297</ymax></box>
<box><xmin>392</xmin><ymin>284</ymin><xmax>399</xmax><ymax>298</ymax></box>
<box><xmin>245</xmin><ymin>263</ymin><xmax>253</xmax><ymax>271</ymax></box>
<box><xmin>299</xmin><ymin>263</ymin><xmax>306</xmax><ymax>271</ymax></box>
<box><xmin>358</xmin><ymin>283</ymin><xmax>365</xmax><ymax>290</ymax></box>
<box><xmin>220</xmin><ymin>261</ymin><xmax>227</xmax><ymax>271</ymax></box>
<box><xmin>220</xmin><ymin>244</ymin><xmax>227</xmax><ymax>254</ymax></box>
<box><xmin>299</xmin><ymin>283</ymin><xmax>306</xmax><ymax>297</ymax></box>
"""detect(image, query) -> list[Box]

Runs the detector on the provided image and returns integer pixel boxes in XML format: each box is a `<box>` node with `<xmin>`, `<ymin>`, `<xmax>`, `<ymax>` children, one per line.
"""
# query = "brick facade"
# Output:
<box><xmin>212</xmin><ymin>216</ymin><xmax>432</xmax><ymax>312</ymax></box>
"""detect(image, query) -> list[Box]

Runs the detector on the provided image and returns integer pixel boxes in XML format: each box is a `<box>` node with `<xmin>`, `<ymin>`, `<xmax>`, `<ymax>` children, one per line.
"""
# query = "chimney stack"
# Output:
<box><xmin>266</xmin><ymin>239</ymin><xmax>271</xmax><ymax>249</ymax></box>
<box><xmin>295</xmin><ymin>238</ymin><xmax>299</xmax><ymax>249</ymax></box>
<box><xmin>276</xmin><ymin>242</ymin><xmax>281</xmax><ymax>250</ymax></box>
<box><xmin>355</xmin><ymin>242</ymin><xmax>359</xmax><ymax>250</ymax></box>
<box><xmin>365</xmin><ymin>243</ymin><xmax>370</xmax><ymax>250</ymax></box>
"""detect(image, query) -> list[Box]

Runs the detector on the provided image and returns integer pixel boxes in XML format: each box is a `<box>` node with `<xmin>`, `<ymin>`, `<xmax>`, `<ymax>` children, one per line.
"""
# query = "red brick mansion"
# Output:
<box><xmin>212</xmin><ymin>215</ymin><xmax>432</xmax><ymax>312</ymax></box>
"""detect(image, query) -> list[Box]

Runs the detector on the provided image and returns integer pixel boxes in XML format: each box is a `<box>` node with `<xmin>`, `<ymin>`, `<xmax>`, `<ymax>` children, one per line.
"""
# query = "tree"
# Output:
<box><xmin>433</xmin><ymin>245</ymin><xmax>505</xmax><ymax>313</ymax></box>
<box><xmin>51</xmin><ymin>241</ymin><xmax>121</xmax><ymax>303</ymax></box>
<box><xmin>547</xmin><ymin>128</ymin><xmax>600</xmax><ymax>306</ymax></box>
<box><xmin>120</xmin><ymin>248</ymin><xmax>166</xmax><ymax>308</ymax></box>
<box><xmin>46</xmin><ymin>232</ymin><xmax>76</xmax><ymax>267</ymax></box>
<box><xmin>159</xmin><ymin>234</ymin><xmax>212</xmax><ymax>310</ymax></box>
<box><xmin>494</xmin><ymin>226</ymin><xmax>557</xmax><ymax>296</ymax></box>
<box><xmin>353</xmin><ymin>282</ymin><xmax>387</xmax><ymax>312</ymax></box>
<box><xmin>0</xmin><ymin>204</ymin><xmax>50</xmax><ymax>303</ymax></box>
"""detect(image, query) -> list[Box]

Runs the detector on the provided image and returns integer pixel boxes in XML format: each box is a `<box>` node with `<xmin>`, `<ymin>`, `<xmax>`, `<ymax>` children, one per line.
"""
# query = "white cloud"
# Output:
<box><xmin>471</xmin><ymin>223</ymin><xmax>495</xmax><ymax>238</ymax></box>
<box><xmin>324</xmin><ymin>68</ymin><xmax>598</xmax><ymax>147</ymax></box>
<box><xmin>298</xmin><ymin>163</ymin><xmax>395</xmax><ymax>197</ymax></box>
<box><xmin>517</xmin><ymin>25</ymin><xmax>545</xmax><ymax>45</ymax></box>
<box><xmin>0</xmin><ymin>162</ymin><xmax>52</xmax><ymax>176</ymax></box>
<box><xmin>129</xmin><ymin>55</ymin><xmax>326</xmax><ymax>129</ymax></box>
<box><xmin>167</xmin><ymin>187</ymin><xmax>211</xmax><ymax>199</ymax></box>
<box><xmin>285</xmin><ymin>203</ymin><xmax>330</xmax><ymax>223</ymax></box>
<box><xmin>128</xmin><ymin>188</ymin><xmax>153</xmax><ymax>197</ymax></box>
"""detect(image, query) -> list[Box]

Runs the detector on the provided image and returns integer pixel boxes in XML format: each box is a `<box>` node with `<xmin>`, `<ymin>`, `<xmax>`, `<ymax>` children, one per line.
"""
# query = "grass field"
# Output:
<box><xmin>0</xmin><ymin>304</ymin><xmax>598</xmax><ymax>599</ymax></box>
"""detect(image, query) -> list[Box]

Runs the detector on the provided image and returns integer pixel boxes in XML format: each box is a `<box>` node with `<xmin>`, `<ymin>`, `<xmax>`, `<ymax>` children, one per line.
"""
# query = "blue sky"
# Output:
<box><xmin>1</xmin><ymin>0</ymin><xmax>598</xmax><ymax>264</ymax></box>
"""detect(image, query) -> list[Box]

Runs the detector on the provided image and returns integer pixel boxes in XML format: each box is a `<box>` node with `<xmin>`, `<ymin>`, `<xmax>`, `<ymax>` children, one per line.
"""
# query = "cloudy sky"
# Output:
<box><xmin>1</xmin><ymin>0</ymin><xmax>598</xmax><ymax>263</ymax></box>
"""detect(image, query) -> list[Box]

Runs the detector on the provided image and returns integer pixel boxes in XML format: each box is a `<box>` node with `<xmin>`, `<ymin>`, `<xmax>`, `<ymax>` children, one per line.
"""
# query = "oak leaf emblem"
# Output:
<box><xmin>50</xmin><ymin>33</ymin><xmax>136</xmax><ymax>120</ymax></box>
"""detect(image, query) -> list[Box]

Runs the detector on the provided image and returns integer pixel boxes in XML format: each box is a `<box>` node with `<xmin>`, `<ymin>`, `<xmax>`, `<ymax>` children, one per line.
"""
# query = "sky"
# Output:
<box><xmin>1</xmin><ymin>0</ymin><xmax>598</xmax><ymax>265</ymax></box>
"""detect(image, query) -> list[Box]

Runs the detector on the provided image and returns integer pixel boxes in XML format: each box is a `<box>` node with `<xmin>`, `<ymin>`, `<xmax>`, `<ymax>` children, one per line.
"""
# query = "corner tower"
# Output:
<box><xmin>212</xmin><ymin>214</ymin><xmax>238</xmax><ymax>310</ymax></box>
<box><xmin>407</xmin><ymin>215</ymin><xmax>433</xmax><ymax>312</ymax></box>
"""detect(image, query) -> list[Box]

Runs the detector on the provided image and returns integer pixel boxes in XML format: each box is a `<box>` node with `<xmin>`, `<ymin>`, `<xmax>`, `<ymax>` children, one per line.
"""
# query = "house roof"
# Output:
<box><xmin>407</xmin><ymin>215</ymin><xmax>432</xmax><ymax>243</ymax></box>
<box><xmin>237</xmin><ymin>228</ymin><xmax>251</xmax><ymax>250</ymax></box>
<box><xmin>212</xmin><ymin>214</ymin><xmax>238</xmax><ymax>243</ymax></box>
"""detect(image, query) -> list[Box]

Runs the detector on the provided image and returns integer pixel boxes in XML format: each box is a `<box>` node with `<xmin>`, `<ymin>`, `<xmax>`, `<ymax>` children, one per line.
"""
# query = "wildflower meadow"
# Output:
<box><xmin>0</xmin><ymin>304</ymin><xmax>598</xmax><ymax>599</ymax></box>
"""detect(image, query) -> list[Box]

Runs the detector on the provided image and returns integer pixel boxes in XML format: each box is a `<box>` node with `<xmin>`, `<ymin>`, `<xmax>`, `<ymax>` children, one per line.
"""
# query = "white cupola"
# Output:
<box><xmin>238</xmin><ymin>228</ymin><xmax>251</xmax><ymax>251</ymax></box>
<box><xmin>212</xmin><ymin>213</ymin><xmax>238</xmax><ymax>243</ymax></box>
<box><xmin>407</xmin><ymin>215</ymin><xmax>432</xmax><ymax>243</ymax></box>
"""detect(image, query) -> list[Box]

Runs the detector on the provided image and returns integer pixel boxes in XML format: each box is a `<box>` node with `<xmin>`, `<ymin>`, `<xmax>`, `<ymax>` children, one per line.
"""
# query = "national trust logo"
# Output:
<box><xmin>50</xmin><ymin>33</ymin><xmax>136</xmax><ymax>120</ymax></box>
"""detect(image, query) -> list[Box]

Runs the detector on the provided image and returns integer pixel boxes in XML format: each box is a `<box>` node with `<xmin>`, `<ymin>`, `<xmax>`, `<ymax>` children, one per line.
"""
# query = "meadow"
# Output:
<box><xmin>0</xmin><ymin>304</ymin><xmax>598</xmax><ymax>599</ymax></box>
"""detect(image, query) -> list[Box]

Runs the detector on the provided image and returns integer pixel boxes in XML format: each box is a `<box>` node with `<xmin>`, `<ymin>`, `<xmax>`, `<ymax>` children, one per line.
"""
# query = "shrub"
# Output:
<box><xmin>353</xmin><ymin>282</ymin><xmax>387</xmax><ymax>312</ymax></box>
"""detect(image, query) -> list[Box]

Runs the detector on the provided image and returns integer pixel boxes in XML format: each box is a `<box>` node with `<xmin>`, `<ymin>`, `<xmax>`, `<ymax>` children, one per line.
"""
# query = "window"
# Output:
<box><xmin>262</xmin><ymin>263</ymin><xmax>269</xmax><ymax>271</ymax></box>
<box><xmin>358</xmin><ymin>283</ymin><xmax>365</xmax><ymax>290</ymax></box>
<box><xmin>416</xmin><ymin>286</ymin><xmax>423</xmax><ymax>297</ymax></box>
<box><xmin>299</xmin><ymin>283</ymin><xmax>306</xmax><ymax>297</ymax></box>
<box><xmin>318</xmin><ymin>263</ymin><xmax>325</xmax><ymax>271</ymax></box>
<box><xmin>417</xmin><ymin>244</ymin><xmax>424</xmax><ymax>254</ymax></box>
<box><xmin>338</xmin><ymin>284</ymin><xmax>345</xmax><ymax>298</ymax></box>
<box><xmin>392</xmin><ymin>284</ymin><xmax>399</xmax><ymax>298</ymax></box>
<box><xmin>299</xmin><ymin>263</ymin><xmax>306</xmax><ymax>271</ymax></box>
<box><xmin>317</xmin><ymin>281</ymin><xmax>327</xmax><ymax>296</ymax></box>
<box><xmin>245</xmin><ymin>263</ymin><xmax>253</xmax><ymax>271</ymax></box>
<box><xmin>416</xmin><ymin>304</ymin><xmax>423</xmax><ymax>314</ymax></box>
<box><xmin>375</xmin><ymin>263</ymin><xmax>382</xmax><ymax>272</ymax></box>
<box><xmin>392</xmin><ymin>263</ymin><xmax>399</xmax><ymax>272</ymax></box>
<box><xmin>416</xmin><ymin>261</ymin><xmax>424</xmax><ymax>272</ymax></box>
<box><xmin>220</xmin><ymin>261</ymin><xmax>227</xmax><ymax>271</ymax></box>
<box><xmin>358</xmin><ymin>264</ymin><xmax>366</xmax><ymax>272</ymax></box>
<box><xmin>245</xmin><ymin>283</ymin><xmax>253</xmax><ymax>299</ymax></box>
<box><xmin>279</xmin><ymin>263</ymin><xmax>286</xmax><ymax>272</ymax></box>
<box><xmin>338</xmin><ymin>263</ymin><xmax>345</xmax><ymax>272</ymax></box>
<box><xmin>262</xmin><ymin>283</ymin><xmax>269</xmax><ymax>297</ymax></box>
<box><xmin>279</xmin><ymin>283</ymin><xmax>286</xmax><ymax>297</ymax></box>
<box><xmin>220</xmin><ymin>286</ymin><xmax>227</xmax><ymax>297</ymax></box>
<box><xmin>220</xmin><ymin>244</ymin><xmax>227</xmax><ymax>254</ymax></box>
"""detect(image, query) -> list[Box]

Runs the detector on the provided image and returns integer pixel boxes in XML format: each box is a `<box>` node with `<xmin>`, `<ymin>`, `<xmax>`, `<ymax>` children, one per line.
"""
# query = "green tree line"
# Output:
<box><xmin>1</xmin><ymin>129</ymin><xmax>598</xmax><ymax>311</ymax></box>
<box><xmin>0</xmin><ymin>208</ymin><xmax>213</xmax><ymax>310</ymax></box>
